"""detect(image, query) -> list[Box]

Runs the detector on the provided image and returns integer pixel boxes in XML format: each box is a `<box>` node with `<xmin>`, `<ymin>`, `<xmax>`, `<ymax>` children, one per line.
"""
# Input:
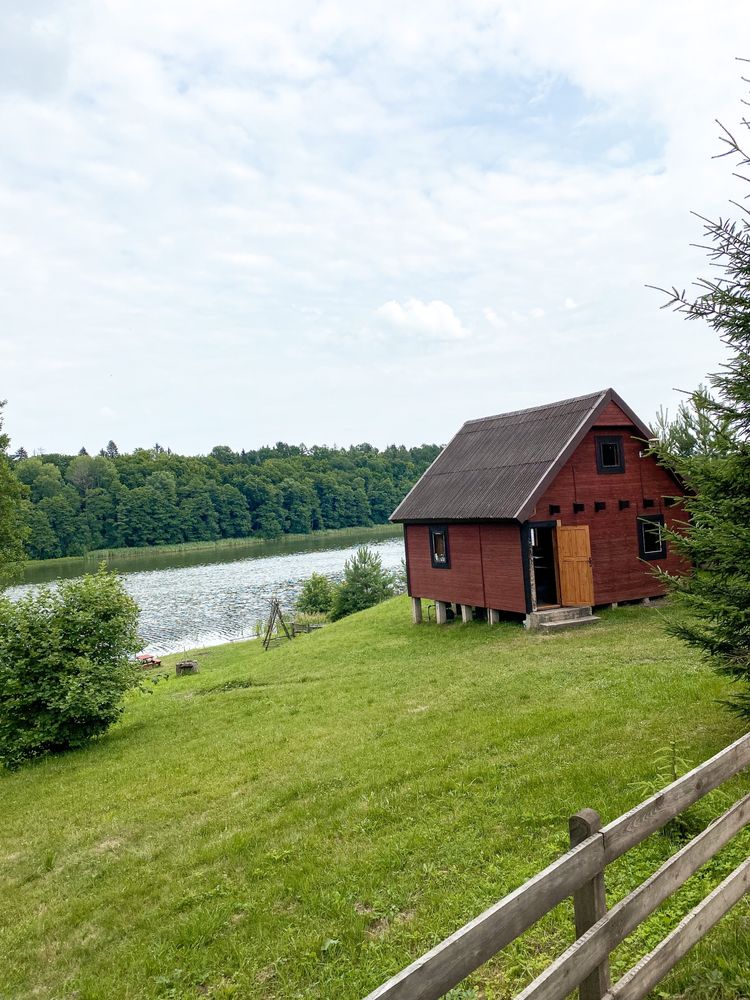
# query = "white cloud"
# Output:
<box><xmin>376</xmin><ymin>299</ymin><xmax>470</xmax><ymax>340</ymax></box>
<box><xmin>0</xmin><ymin>1</ymin><xmax>746</xmax><ymax>451</ymax></box>
<box><xmin>483</xmin><ymin>307</ymin><xmax>506</xmax><ymax>328</ymax></box>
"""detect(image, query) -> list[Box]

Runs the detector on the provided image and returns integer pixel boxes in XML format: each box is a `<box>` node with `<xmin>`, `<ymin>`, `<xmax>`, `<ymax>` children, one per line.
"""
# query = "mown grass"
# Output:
<box><xmin>1</xmin><ymin>599</ymin><xmax>749</xmax><ymax>1000</ymax></box>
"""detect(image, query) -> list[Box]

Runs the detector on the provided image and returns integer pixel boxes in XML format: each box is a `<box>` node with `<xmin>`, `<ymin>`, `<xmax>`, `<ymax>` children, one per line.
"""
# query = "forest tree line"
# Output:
<box><xmin>10</xmin><ymin>440</ymin><xmax>441</xmax><ymax>560</ymax></box>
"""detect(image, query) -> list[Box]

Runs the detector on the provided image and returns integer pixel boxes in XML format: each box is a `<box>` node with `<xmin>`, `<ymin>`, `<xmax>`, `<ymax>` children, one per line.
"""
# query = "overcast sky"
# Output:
<box><xmin>1</xmin><ymin>1</ymin><xmax>749</xmax><ymax>455</ymax></box>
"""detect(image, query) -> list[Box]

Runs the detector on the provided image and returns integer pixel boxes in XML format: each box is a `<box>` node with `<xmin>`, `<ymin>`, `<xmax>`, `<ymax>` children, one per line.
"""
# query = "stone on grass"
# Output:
<box><xmin>175</xmin><ymin>660</ymin><xmax>199</xmax><ymax>676</ymax></box>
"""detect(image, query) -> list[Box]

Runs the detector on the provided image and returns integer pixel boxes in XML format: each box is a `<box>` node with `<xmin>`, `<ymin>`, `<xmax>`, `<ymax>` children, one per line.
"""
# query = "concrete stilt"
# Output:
<box><xmin>411</xmin><ymin>597</ymin><xmax>423</xmax><ymax>624</ymax></box>
<box><xmin>461</xmin><ymin>604</ymin><xmax>473</xmax><ymax>624</ymax></box>
<box><xmin>488</xmin><ymin>608</ymin><xmax>500</xmax><ymax>625</ymax></box>
<box><xmin>435</xmin><ymin>600</ymin><xmax>448</xmax><ymax>625</ymax></box>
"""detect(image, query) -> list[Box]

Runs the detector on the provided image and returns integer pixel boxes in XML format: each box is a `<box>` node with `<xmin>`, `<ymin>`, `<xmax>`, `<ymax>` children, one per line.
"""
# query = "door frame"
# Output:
<box><xmin>521</xmin><ymin>520</ymin><xmax>562</xmax><ymax>613</ymax></box>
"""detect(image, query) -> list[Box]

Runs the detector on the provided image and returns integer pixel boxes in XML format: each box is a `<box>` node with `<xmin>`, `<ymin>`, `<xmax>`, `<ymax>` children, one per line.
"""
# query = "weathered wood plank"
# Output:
<box><xmin>362</xmin><ymin>836</ymin><xmax>604</xmax><ymax>1000</ymax></box>
<box><xmin>604</xmin><ymin>855</ymin><xmax>750</xmax><ymax>1000</ymax></box>
<box><xmin>602</xmin><ymin>731</ymin><xmax>750</xmax><ymax>861</ymax></box>
<box><xmin>516</xmin><ymin>792</ymin><xmax>750</xmax><ymax>1000</ymax></box>
<box><xmin>569</xmin><ymin>810</ymin><xmax>610</xmax><ymax>1000</ymax></box>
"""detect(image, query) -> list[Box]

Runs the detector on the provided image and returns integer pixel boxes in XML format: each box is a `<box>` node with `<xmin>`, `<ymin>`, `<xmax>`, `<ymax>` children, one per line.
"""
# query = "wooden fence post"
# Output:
<box><xmin>569</xmin><ymin>809</ymin><xmax>610</xmax><ymax>1000</ymax></box>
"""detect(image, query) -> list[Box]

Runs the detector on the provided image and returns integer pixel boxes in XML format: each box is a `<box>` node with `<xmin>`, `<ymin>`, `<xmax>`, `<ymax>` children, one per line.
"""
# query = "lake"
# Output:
<box><xmin>9</xmin><ymin>527</ymin><xmax>405</xmax><ymax>655</ymax></box>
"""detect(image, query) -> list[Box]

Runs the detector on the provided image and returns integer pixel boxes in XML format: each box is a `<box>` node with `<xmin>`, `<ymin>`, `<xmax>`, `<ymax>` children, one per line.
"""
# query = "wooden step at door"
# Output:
<box><xmin>538</xmin><ymin>614</ymin><xmax>600</xmax><ymax>631</ymax></box>
<box><xmin>525</xmin><ymin>606</ymin><xmax>599</xmax><ymax>629</ymax></box>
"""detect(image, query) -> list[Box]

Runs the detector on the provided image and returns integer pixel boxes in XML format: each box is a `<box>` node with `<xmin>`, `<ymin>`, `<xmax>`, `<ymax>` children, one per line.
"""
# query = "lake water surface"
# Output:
<box><xmin>10</xmin><ymin>528</ymin><xmax>405</xmax><ymax>655</ymax></box>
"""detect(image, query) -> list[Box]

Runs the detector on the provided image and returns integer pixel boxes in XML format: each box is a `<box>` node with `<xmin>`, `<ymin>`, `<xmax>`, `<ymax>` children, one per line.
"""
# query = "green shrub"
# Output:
<box><xmin>296</xmin><ymin>572</ymin><xmax>334</xmax><ymax>615</ymax></box>
<box><xmin>328</xmin><ymin>546</ymin><xmax>394</xmax><ymax>621</ymax></box>
<box><xmin>0</xmin><ymin>567</ymin><xmax>141</xmax><ymax>767</ymax></box>
<box><xmin>293</xmin><ymin>610</ymin><xmax>328</xmax><ymax>628</ymax></box>
<box><xmin>0</xmin><ymin>400</ymin><xmax>28</xmax><ymax>587</ymax></box>
<box><xmin>392</xmin><ymin>557</ymin><xmax>408</xmax><ymax>595</ymax></box>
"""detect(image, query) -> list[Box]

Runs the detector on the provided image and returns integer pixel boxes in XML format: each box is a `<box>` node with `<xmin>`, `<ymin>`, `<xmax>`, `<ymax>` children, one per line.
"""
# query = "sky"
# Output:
<box><xmin>1</xmin><ymin>1</ymin><xmax>750</xmax><ymax>456</ymax></box>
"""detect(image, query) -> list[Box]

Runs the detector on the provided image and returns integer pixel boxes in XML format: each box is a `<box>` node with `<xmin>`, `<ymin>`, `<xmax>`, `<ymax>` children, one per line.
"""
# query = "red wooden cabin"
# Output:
<box><xmin>390</xmin><ymin>389</ymin><xmax>685</xmax><ymax>626</ymax></box>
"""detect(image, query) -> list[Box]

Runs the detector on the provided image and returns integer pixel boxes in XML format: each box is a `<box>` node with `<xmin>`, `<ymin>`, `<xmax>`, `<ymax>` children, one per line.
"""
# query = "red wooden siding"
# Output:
<box><xmin>532</xmin><ymin>425</ymin><xmax>684</xmax><ymax>604</ymax></box>
<box><xmin>480</xmin><ymin>524</ymin><xmax>526</xmax><ymax>613</ymax></box>
<box><xmin>594</xmin><ymin>400</ymin><xmax>637</xmax><ymax>426</ymax></box>
<box><xmin>405</xmin><ymin>523</ymin><xmax>486</xmax><ymax>607</ymax></box>
<box><xmin>405</xmin><ymin>523</ymin><xmax>526</xmax><ymax>612</ymax></box>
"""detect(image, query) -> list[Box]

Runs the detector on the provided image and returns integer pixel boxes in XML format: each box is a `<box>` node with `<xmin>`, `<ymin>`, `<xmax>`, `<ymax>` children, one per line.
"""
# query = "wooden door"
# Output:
<box><xmin>556</xmin><ymin>525</ymin><xmax>594</xmax><ymax>606</ymax></box>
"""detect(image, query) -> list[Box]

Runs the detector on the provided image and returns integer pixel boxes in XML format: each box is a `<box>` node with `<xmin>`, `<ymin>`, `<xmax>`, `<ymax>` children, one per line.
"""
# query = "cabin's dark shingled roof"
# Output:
<box><xmin>391</xmin><ymin>389</ymin><xmax>651</xmax><ymax>523</ymax></box>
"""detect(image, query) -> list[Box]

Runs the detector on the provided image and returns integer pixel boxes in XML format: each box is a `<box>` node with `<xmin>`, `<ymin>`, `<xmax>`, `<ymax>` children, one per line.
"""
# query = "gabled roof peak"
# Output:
<box><xmin>462</xmin><ymin>389</ymin><xmax>610</xmax><ymax>428</ymax></box>
<box><xmin>391</xmin><ymin>388</ymin><xmax>652</xmax><ymax>524</ymax></box>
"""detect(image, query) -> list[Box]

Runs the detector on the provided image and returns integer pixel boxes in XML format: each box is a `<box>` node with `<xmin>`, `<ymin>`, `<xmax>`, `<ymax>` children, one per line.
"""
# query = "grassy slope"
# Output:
<box><xmin>1</xmin><ymin>599</ymin><xmax>749</xmax><ymax>1000</ymax></box>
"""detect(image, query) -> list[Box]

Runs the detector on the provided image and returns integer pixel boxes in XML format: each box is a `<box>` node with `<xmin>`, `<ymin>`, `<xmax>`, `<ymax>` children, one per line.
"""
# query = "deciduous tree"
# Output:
<box><xmin>0</xmin><ymin>401</ymin><xmax>29</xmax><ymax>586</ymax></box>
<box><xmin>14</xmin><ymin>438</ymin><xmax>441</xmax><ymax>559</ymax></box>
<box><xmin>296</xmin><ymin>572</ymin><xmax>334</xmax><ymax>615</ymax></box>
<box><xmin>0</xmin><ymin>567</ymin><xmax>141</xmax><ymax>766</ymax></box>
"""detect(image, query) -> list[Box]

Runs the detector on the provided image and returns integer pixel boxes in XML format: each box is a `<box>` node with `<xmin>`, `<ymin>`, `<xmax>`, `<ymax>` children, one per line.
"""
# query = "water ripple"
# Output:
<box><xmin>10</xmin><ymin>538</ymin><xmax>405</xmax><ymax>656</ymax></box>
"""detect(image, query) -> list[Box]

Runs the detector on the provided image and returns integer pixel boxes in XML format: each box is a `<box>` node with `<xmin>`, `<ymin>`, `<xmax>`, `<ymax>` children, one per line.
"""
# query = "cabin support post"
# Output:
<box><xmin>488</xmin><ymin>608</ymin><xmax>500</xmax><ymax>625</ymax></box>
<box><xmin>460</xmin><ymin>604</ymin><xmax>473</xmax><ymax>624</ymax></box>
<box><xmin>411</xmin><ymin>597</ymin><xmax>423</xmax><ymax>624</ymax></box>
<box><xmin>435</xmin><ymin>600</ymin><xmax>448</xmax><ymax>625</ymax></box>
<box><xmin>569</xmin><ymin>808</ymin><xmax>610</xmax><ymax>999</ymax></box>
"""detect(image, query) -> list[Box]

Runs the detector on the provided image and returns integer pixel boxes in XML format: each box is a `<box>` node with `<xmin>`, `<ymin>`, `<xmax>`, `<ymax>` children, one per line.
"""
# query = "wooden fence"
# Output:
<box><xmin>364</xmin><ymin>731</ymin><xmax>750</xmax><ymax>1000</ymax></box>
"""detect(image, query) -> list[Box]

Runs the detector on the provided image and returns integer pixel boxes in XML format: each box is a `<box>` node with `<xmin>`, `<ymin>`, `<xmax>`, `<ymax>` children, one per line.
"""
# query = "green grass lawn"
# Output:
<box><xmin>2</xmin><ymin>598</ymin><xmax>749</xmax><ymax>1000</ymax></box>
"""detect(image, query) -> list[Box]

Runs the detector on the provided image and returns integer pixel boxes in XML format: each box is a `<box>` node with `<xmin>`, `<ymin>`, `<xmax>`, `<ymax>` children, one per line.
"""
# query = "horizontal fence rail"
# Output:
<box><xmin>599</xmin><ymin>732</ymin><xmax>750</xmax><ymax>862</ymax></box>
<box><xmin>364</xmin><ymin>838</ymin><xmax>604</xmax><ymax>1000</ymax></box>
<box><xmin>605</xmin><ymin>857</ymin><xmax>750</xmax><ymax>1000</ymax></box>
<box><xmin>364</xmin><ymin>731</ymin><xmax>750</xmax><ymax>1000</ymax></box>
<box><xmin>516</xmin><ymin>793</ymin><xmax>750</xmax><ymax>1000</ymax></box>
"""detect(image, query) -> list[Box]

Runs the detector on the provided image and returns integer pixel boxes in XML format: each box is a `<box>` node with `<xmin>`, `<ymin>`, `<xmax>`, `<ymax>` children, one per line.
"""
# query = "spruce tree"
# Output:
<box><xmin>0</xmin><ymin>401</ymin><xmax>28</xmax><ymax>587</ymax></box>
<box><xmin>656</xmin><ymin>95</ymin><xmax>750</xmax><ymax>717</ymax></box>
<box><xmin>329</xmin><ymin>547</ymin><xmax>394</xmax><ymax>621</ymax></box>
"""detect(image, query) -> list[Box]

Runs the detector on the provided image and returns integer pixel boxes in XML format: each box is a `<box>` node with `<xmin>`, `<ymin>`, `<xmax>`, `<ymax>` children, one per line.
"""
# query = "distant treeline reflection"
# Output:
<box><xmin>13</xmin><ymin>440</ymin><xmax>441</xmax><ymax>560</ymax></box>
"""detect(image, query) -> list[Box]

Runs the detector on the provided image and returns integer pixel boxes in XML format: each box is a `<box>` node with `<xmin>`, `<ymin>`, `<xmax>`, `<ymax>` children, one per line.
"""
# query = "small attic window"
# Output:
<box><xmin>595</xmin><ymin>435</ymin><xmax>625</xmax><ymax>474</ymax></box>
<box><xmin>430</xmin><ymin>526</ymin><xmax>450</xmax><ymax>569</ymax></box>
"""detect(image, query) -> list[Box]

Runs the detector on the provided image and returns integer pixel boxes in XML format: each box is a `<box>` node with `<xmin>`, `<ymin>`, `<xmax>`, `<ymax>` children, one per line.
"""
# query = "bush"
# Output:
<box><xmin>0</xmin><ymin>400</ymin><xmax>28</xmax><ymax>587</ymax></box>
<box><xmin>329</xmin><ymin>546</ymin><xmax>395</xmax><ymax>622</ymax></box>
<box><xmin>293</xmin><ymin>610</ymin><xmax>328</xmax><ymax>628</ymax></box>
<box><xmin>296</xmin><ymin>572</ymin><xmax>334</xmax><ymax>615</ymax></box>
<box><xmin>0</xmin><ymin>567</ymin><xmax>141</xmax><ymax>767</ymax></box>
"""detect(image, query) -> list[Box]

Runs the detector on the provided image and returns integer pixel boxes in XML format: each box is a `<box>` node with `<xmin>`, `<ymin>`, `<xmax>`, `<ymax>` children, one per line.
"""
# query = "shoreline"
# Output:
<box><xmin>22</xmin><ymin>523</ymin><xmax>403</xmax><ymax>578</ymax></box>
<box><xmin>17</xmin><ymin>526</ymin><xmax>405</xmax><ymax>653</ymax></box>
<box><xmin>140</xmin><ymin>621</ymin><xmax>329</xmax><ymax>659</ymax></box>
